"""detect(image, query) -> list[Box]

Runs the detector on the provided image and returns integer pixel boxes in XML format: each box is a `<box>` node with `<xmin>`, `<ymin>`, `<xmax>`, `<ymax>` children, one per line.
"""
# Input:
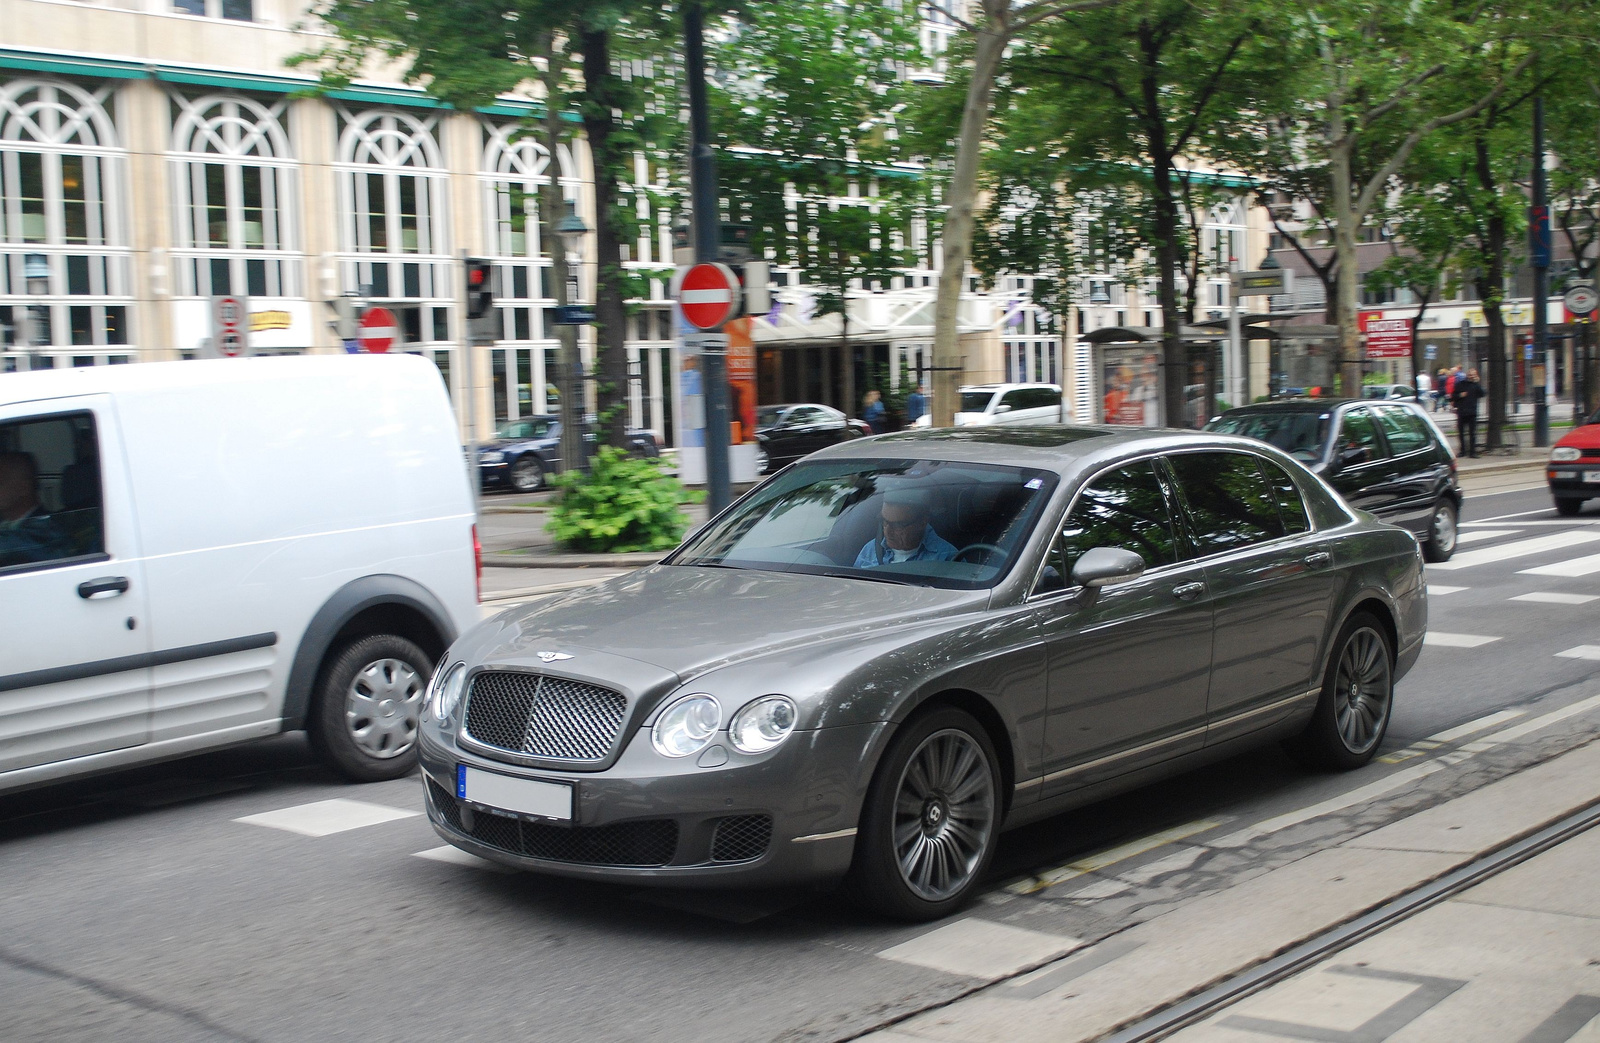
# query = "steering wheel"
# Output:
<box><xmin>953</xmin><ymin>543</ymin><xmax>1006</xmax><ymax>565</ymax></box>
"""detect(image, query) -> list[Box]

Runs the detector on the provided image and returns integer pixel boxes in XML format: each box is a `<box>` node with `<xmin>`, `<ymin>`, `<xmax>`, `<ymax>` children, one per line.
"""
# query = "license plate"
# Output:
<box><xmin>1585</xmin><ymin>471</ymin><xmax>1600</xmax><ymax>483</ymax></box>
<box><xmin>458</xmin><ymin>765</ymin><xmax>572</xmax><ymax>821</ymax></box>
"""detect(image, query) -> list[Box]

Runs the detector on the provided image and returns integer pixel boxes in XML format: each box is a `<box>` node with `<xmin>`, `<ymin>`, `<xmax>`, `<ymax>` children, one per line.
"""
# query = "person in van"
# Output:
<box><xmin>0</xmin><ymin>452</ymin><xmax>67</xmax><ymax>568</ymax></box>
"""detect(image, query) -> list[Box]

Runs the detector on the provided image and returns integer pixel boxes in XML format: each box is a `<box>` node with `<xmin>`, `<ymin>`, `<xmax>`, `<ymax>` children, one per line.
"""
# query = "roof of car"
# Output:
<box><xmin>962</xmin><ymin>382</ymin><xmax>1062</xmax><ymax>392</ymax></box>
<box><xmin>1217</xmin><ymin>399</ymin><xmax>1358</xmax><ymax>414</ymax></box>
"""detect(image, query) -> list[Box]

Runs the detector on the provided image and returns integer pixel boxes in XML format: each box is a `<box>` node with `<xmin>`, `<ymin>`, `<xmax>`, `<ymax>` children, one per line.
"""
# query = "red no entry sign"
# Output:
<box><xmin>677</xmin><ymin>263</ymin><xmax>741</xmax><ymax>331</ymax></box>
<box><xmin>359</xmin><ymin>306</ymin><xmax>397</xmax><ymax>353</ymax></box>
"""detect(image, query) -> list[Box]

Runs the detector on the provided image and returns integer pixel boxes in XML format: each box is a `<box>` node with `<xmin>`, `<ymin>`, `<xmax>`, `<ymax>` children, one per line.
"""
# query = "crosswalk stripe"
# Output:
<box><xmin>1456</xmin><ymin>529</ymin><xmax>1518</xmax><ymax>544</ymax></box>
<box><xmin>1428</xmin><ymin>531</ymin><xmax>1600</xmax><ymax>571</ymax></box>
<box><xmin>1510</xmin><ymin>591</ymin><xmax>1599</xmax><ymax>604</ymax></box>
<box><xmin>234</xmin><ymin>798</ymin><xmax>420</xmax><ymax>837</ymax></box>
<box><xmin>413</xmin><ymin>845</ymin><xmax>516</xmax><ymax>872</ymax></box>
<box><xmin>1519</xmin><ymin>551</ymin><xmax>1600</xmax><ymax>578</ymax></box>
<box><xmin>1424</xmin><ymin>632</ymin><xmax>1502</xmax><ymax>648</ymax></box>
<box><xmin>1426</xmin><ymin>585</ymin><xmax>1467</xmax><ymax>596</ymax></box>
<box><xmin>1554</xmin><ymin>645</ymin><xmax>1600</xmax><ymax>661</ymax></box>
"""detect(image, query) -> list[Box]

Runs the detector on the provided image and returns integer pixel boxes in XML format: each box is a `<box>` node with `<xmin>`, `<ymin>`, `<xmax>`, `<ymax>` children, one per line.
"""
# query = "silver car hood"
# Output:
<box><xmin>482</xmin><ymin>564</ymin><xmax>985</xmax><ymax>684</ymax></box>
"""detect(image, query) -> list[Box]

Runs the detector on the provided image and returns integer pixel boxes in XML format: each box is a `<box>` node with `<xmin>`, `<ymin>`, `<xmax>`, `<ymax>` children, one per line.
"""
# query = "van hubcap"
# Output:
<box><xmin>346</xmin><ymin>658</ymin><xmax>422</xmax><ymax>759</ymax></box>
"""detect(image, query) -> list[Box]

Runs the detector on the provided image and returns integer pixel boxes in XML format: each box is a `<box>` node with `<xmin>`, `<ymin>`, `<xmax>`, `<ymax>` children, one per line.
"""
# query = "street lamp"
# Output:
<box><xmin>555</xmin><ymin>202</ymin><xmax>591</xmax><ymax>475</ymax></box>
<box><xmin>23</xmin><ymin>252</ymin><xmax>49</xmax><ymax>371</ymax></box>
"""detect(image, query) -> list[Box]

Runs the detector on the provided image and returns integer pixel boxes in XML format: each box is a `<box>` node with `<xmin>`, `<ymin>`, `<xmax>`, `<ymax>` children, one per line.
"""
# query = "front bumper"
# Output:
<box><xmin>418</xmin><ymin>719</ymin><xmax>884</xmax><ymax>887</ymax></box>
<box><xmin>1547</xmin><ymin>466</ymin><xmax>1600</xmax><ymax>496</ymax></box>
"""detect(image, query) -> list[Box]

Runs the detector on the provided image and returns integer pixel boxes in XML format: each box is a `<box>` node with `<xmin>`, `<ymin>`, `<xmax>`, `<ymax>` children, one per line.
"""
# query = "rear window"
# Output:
<box><xmin>1167</xmin><ymin>451</ymin><xmax>1285</xmax><ymax>554</ymax></box>
<box><xmin>1205</xmin><ymin>412</ymin><xmax>1329</xmax><ymax>463</ymax></box>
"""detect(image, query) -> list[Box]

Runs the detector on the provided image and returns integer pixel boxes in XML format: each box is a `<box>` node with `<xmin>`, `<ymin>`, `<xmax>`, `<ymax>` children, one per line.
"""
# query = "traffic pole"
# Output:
<box><xmin>685</xmin><ymin>0</ymin><xmax>731</xmax><ymax>515</ymax></box>
<box><xmin>1532</xmin><ymin>95</ymin><xmax>1550</xmax><ymax>448</ymax></box>
<box><xmin>460</xmin><ymin>249</ymin><xmax>480</xmax><ymax>515</ymax></box>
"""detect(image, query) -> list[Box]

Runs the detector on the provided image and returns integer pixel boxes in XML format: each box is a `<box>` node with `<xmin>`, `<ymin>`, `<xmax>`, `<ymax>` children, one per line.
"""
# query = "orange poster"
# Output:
<box><xmin>726</xmin><ymin>317</ymin><xmax>757</xmax><ymax>444</ymax></box>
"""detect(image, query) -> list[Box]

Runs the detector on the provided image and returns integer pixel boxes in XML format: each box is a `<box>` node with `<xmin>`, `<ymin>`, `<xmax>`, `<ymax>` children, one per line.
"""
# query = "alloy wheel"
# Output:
<box><xmin>1333</xmin><ymin>628</ymin><xmax>1391</xmax><ymax>756</ymax></box>
<box><xmin>1431</xmin><ymin>503</ymin><xmax>1457</xmax><ymax>555</ymax></box>
<box><xmin>891</xmin><ymin>728</ymin><xmax>996</xmax><ymax>902</ymax></box>
<box><xmin>345</xmin><ymin>658</ymin><xmax>423</xmax><ymax>759</ymax></box>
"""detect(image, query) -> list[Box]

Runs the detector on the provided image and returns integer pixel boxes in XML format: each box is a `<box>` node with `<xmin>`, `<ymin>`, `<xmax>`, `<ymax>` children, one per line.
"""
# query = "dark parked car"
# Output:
<box><xmin>1206</xmin><ymin>399</ymin><xmax>1460</xmax><ymax>562</ymax></box>
<box><xmin>478</xmin><ymin>416</ymin><xmax>661</xmax><ymax>492</ymax></box>
<box><xmin>755</xmin><ymin>403</ymin><xmax>863</xmax><ymax>474</ymax></box>
<box><xmin>420</xmin><ymin>427</ymin><xmax>1426</xmax><ymax>920</ymax></box>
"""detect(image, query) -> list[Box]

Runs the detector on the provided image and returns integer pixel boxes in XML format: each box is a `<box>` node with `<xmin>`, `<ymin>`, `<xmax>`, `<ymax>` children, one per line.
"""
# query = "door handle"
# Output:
<box><xmin>1304</xmin><ymin>551</ymin><xmax>1333</xmax><ymax>569</ymax></box>
<box><xmin>77</xmin><ymin>576</ymin><xmax>130</xmax><ymax>599</ymax></box>
<box><xmin>1172</xmin><ymin>582</ymin><xmax>1205</xmax><ymax>602</ymax></box>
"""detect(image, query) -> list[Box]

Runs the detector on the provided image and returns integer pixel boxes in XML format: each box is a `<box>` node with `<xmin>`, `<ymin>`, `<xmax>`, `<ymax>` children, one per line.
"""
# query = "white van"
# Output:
<box><xmin>0</xmin><ymin>354</ymin><xmax>479</xmax><ymax>792</ymax></box>
<box><xmin>913</xmin><ymin>383</ymin><xmax>1070</xmax><ymax>427</ymax></box>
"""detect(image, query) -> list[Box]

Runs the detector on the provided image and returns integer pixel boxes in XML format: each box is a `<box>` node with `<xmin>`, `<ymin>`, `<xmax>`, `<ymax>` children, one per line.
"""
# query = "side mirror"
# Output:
<box><xmin>994</xmin><ymin>404</ymin><xmax>1012</xmax><ymax>414</ymax></box>
<box><xmin>1335</xmin><ymin>445</ymin><xmax>1370</xmax><ymax>469</ymax></box>
<box><xmin>1071</xmin><ymin>547</ymin><xmax>1146</xmax><ymax>589</ymax></box>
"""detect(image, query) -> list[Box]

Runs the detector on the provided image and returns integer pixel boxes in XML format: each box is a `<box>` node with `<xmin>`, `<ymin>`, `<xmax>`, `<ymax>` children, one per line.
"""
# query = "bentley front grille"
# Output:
<box><xmin>463</xmin><ymin>670</ymin><xmax>626</xmax><ymax>761</ymax></box>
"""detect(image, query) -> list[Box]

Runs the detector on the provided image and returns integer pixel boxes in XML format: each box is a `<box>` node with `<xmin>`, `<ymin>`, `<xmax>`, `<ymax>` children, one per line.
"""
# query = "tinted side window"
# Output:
<box><xmin>1374</xmin><ymin>407</ymin><xmax>1430</xmax><ymax>454</ymax></box>
<box><xmin>1039</xmin><ymin>461</ymin><xmax>1177</xmax><ymax>592</ymax></box>
<box><xmin>1338</xmin><ymin>408</ymin><xmax>1386</xmax><ymax>459</ymax></box>
<box><xmin>1021</xmin><ymin>387</ymin><xmax>1059</xmax><ymax>410</ymax></box>
<box><xmin>1167</xmin><ymin>451</ymin><xmax>1285</xmax><ymax>554</ymax></box>
<box><xmin>1000</xmin><ymin>390</ymin><xmax>1030</xmax><ymax>411</ymax></box>
<box><xmin>0</xmin><ymin>412</ymin><xmax>104</xmax><ymax>571</ymax></box>
<box><xmin>1259</xmin><ymin>457</ymin><xmax>1311</xmax><ymax>535</ymax></box>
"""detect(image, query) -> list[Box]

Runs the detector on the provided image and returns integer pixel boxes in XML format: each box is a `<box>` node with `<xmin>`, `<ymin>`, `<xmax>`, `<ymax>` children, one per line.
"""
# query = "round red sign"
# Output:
<box><xmin>678</xmin><ymin>263</ymin><xmax>740</xmax><ymax>331</ymax></box>
<box><xmin>358</xmin><ymin>306</ymin><xmax>397</xmax><ymax>353</ymax></box>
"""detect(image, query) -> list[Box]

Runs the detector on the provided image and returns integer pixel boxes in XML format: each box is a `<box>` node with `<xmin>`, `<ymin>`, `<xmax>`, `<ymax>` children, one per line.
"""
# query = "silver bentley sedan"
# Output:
<box><xmin>419</xmin><ymin>427</ymin><xmax>1426</xmax><ymax>921</ymax></box>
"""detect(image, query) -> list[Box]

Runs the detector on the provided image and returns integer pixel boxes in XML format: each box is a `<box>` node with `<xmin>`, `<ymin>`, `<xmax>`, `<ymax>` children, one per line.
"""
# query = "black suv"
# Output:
<box><xmin>1206</xmin><ymin>399</ymin><xmax>1461</xmax><ymax>562</ymax></box>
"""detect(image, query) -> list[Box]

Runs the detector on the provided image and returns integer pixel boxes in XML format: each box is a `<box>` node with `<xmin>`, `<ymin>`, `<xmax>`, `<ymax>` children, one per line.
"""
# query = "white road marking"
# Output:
<box><xmin>876</xmin><ymin>919</ymin><xmax>1081</xmax><ymax>979</ymax></box>
<box><xmin>1510</xmin><ymin>591</ymin><xmax>1600</xmax><ymax>604</ymax></box>
<box><xmin>1463</xmin><ymin>519</ymin><xmax>1600</xmax><ymax>527</ymax></box>
<box><xmin>1424</xmin><ymin>710</ymin><xmax>1525</xmax><ymax>744</ymax></box>
<box><xmin>1467</xmin><ymin>507</ymin><xmax>1568</xmax><ymax>523</ymax></box>
<box><xmin>1555</xmin><ymin>645</ymin><xmax>1600</xmax><ymax>661</ymax></box>
<box><xmin>1519</xmin><ymin>551</ymin><xmax>1600</xmax><ymax>577</ymax></box>
<box><xmin>1005</xmin><ymin>819</ymin><xmax>1222</xmax><ymax>895</ymax></box>
<box><xmin>1209</xmin><ymin>762</ymin><xmax>1446</xmax><ymax>849</ymax></box>
<box><xmin>1428</xmin><ymin>531</ymin><xmax>1600</xmax><ymax>571</ymax></box>
<box><xmin>234</xmin><ymin>798</ymin><xmax>420</xmax><ymax>837</ymax></box>
<box><xmin>1426</xmin><ymin>585</ymin><xmax>1467</xmax><ymax>596</ymax></box>
<box><xmin>1455</xmin><ymin>692</ymin><xmax>1600</xmax><ymax>748</ymax></box>
<box><xmin>1455</xmin><ymin>529</ymin><xmax>1518</xmax><ymax>544</ymax></box>
<box><xmin>1424</xmin><ymin>632</ymin><xmax>1502</xmax><ymax>648</ymax></box>
<box><xmin>412</xmin><ymin>845</ymin><xmax>516</xmax><ymax>872</ymax></box>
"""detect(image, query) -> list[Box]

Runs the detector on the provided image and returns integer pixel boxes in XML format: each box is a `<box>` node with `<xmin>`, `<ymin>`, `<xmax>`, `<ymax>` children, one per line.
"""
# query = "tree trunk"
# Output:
<box><xmin>1138</xmin><ymin>26</ymin><xmax>1187</xmax><ymax>428</ymax></box>
<box><xmin>539</xmin><ymin>40</ymin><xmax>584</xmax><ymax>476</ymax></box>
<box><xmin>1330</xmin><ymin>141</ymin><xmax>1363</xmax><ymax>399</ymax></box>
<box><xmin>930</xmin><ymin>9</ymin><xmax>1008</xmax><ymax>427</ymax></box>
<box><xmin>582</xmin><ymin>28</ymin><xmax>630</xmax><ymax>450</ymax></box>
<box><xmin>1475</xmin><ymin>133</ymin><xmax>1507</xmax><ymax>450</ymax></box>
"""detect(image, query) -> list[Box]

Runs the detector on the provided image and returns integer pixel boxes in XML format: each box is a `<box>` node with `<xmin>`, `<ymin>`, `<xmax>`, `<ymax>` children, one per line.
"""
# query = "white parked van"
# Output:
<box><xmin>0</xmin><ymin>354</ymin><xmax>479</xmax><ymax>792</ymax></box>
<box><xmin>912</xmin><ymin>383</ymin><xmax>1070</xmax><ymax>427</ymax></box>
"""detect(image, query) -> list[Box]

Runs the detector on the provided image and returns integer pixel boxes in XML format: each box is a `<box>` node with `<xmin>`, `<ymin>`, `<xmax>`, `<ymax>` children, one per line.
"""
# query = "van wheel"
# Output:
<box><xmin>309</xmin><ymin>634</ymin><xmax>430</xmax><ymax>782</ymax></box>
<box><xmin>509</xmin><ymin>456</ymin><xmax>545</xmax><ymax>492</ymax></box>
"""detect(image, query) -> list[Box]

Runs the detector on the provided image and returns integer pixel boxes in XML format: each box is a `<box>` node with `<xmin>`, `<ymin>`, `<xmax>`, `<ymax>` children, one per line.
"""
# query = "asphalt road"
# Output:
<box><xmin>4</xmin><ymin>479</ymin><xmax>1599</xmax><ymax>1043</ymax></box>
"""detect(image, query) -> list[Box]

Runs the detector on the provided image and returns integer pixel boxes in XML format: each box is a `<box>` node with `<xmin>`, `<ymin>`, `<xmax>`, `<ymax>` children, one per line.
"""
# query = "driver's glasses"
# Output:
<box><xmin>882</xmin><ymin>514</ymin><xmax>923</xmax><ymax>531</ymax></box>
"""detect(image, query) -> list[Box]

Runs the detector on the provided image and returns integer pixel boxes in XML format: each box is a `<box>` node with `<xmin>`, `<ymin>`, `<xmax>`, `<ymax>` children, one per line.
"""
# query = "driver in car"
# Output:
<box><xmin>855</xmin><ymin>489</ymin><xmax>957</xmax><ymax>568</ymax></box>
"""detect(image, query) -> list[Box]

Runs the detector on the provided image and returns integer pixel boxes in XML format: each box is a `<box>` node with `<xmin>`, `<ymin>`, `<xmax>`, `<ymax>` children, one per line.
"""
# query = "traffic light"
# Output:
<box><xmin>464</xmin><ymin>257</ymin><xmax>495</xmax><ymax>319</ymax></box>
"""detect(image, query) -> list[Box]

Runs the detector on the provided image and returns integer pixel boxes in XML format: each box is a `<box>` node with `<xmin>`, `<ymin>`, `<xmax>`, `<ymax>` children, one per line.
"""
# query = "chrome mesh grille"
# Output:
<box><xmin>710</xmin><ymin>815</ymin><xmax>773</xmax><ymax>863</ymax></box>
<box><xmin>463</xmin><ymin>671</ymin><xmax>626</xmax><ymax>761</ymax></box>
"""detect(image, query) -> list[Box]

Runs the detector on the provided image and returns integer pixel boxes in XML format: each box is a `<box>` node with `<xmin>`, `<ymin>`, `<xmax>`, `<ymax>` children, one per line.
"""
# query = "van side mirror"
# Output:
<box><xmin>1071</xmin><ymin>547</ymin><xmax>1145</xmax><ymax>588</ymax></box>
<box><xmin>994</xmin><ymin>403</ymin><xmax>1012</xmax><ymax>414</ymax></box>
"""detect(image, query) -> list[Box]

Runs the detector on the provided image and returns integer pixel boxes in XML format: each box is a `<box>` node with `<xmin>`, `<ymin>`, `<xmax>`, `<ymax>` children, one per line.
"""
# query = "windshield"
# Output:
<box><xmin>960</xmin><ymin>391</ymin><xmax>997</xmax><ymax>413</ymax></box>
<box><xmin>669</xmin><ymin>458</ymin><xmax>1060</xmax><ymax>589</ymax></box>
<box><xmin>497</xmin><ymin>419</ymin><xmax>553</xmax><ymax>440</ymax></box>
<box><xmin>1206</xmin><ymin>412</ymin><xmax>1330</xmax><ymax>463</ymax></box>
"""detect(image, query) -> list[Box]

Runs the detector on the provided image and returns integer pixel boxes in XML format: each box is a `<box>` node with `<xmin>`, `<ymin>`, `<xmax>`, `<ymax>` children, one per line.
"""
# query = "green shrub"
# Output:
<box><xmin>544</xmin><ymin>447</ymin><xmax>700</xmax><ymax>553</ymax></box>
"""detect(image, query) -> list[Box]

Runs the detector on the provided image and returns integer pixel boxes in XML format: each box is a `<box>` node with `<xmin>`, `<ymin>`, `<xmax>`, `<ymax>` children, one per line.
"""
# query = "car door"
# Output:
<box><xmin>994</xmin><ymin>389</ymin><xmax>1032</xmax><ymax>426</ymax></box>
<box><xmin>1325</xmin><ymin>406</ymin><xmax>1399</xmax><ymax>517</ymax></box>
<box><xmin>0</xmin><ymin>397</ymin><xmax>153</xmax><ymax>777</ymax></box>
<box><xmin>1163</xmin><ymin>451</ymin><xmax>1339</xmax><ymax>743</ymax></box>
<box><xmin>1372</xmin><ymin>405</ymin><xmax>1447</xmax><ymax>534</ymax></box>
<box><xmin>1033</xmin><ymin>459</ymin><xmax>1212</xmax><ymax>797</ymax></box>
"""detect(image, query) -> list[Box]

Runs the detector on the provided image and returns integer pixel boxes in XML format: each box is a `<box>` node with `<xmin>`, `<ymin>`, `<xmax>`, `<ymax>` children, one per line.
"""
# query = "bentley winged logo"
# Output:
<box><xmin>536</xmin><ymin>651</ymin><xmax>574</xmax><ymax>663</ymax></box>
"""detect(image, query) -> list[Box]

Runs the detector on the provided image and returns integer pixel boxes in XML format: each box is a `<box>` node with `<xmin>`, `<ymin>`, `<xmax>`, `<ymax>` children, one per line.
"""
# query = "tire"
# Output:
<box><xmin>1285</xmin><ymin>613</ymin><xmax>1394</xmax><ymax>771</ymax></box>
<box><xmin>308</xmin><ymin>634</ymin><xmax>431</xmax><ymax>782</ymax></box>
<box><xmin>1554</xmin><ymin>497</ymin><xmax>1584</xmax><ymax>517</ymax></box>
<box><xmin>509</xmin><ymin>455</ymin><xmax>545</xmax><ymax>492</ymax></box>
<box><xmin>848</xmin><ymin>706</ymin><xmax>1001</xmax><ymax>921</ymax></box>
<box><xmin>1422</xmin><ymin>498</ymin><xmax>1458</xmax><ymax>563</ymax></box>
<box><xmin>754</xmin><ymin>443</ymin><xmax>770</xmax><ymax>475</ymax></box>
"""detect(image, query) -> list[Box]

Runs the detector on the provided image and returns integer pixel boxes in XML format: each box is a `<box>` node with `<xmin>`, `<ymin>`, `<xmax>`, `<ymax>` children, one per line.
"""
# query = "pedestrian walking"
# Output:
<box><xmin>905</xmin><ymin>384</ymin><xmax>927</xmax><ymax>425</ymax></box>
<box><xmin>1453</xmin><ymin>367</ymin><xmax>1485</xmax><ymax>457</ymax></box>
<box><xmin>862</xmin><ymin>389</ymin><xmax>887</xmax><ymax>434</ymax></box>
<box><xmin>1415</xmin><ymin>370</ymin><xmax>1432</xmax><ymax>405</ymax></box>
<box><xmin>1434</xmin><ymin>368</ymin><xmax>1449</xmax><ymax>411</ymax></box>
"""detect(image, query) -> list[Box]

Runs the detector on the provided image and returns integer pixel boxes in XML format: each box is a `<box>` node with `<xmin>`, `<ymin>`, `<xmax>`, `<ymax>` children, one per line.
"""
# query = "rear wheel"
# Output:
<box><xmin>509</xmin><ymin>455</ymin><xmax>545</xmax><ymax>492</ymax></box>
<box><xmin>1285</xmin><ymin>613</ymin><xmax>1394</xmax><ymax>771</ymax></box>
<box><xmin>309</xmin><ymin>634</ymin><xmax>430</xmax><ymax>782</ymax></box>
<box><xmin>1422</xmin><ymin>499</ymin><xmax>1458</xmax><ymax>563</ymax></box>
<box><xmin>848</xmin><ymin>707</ymin><xmax>1000</xmax><ymax>921</ymax></box>
<box><xmin>1555</xmin><ymin>496</ymin><xmax>1584</xmax><ymax>517</ymax></box>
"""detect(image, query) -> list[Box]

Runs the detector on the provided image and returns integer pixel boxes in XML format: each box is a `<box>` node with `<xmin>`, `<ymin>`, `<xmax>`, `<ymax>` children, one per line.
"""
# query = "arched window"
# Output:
<box><xmin>335</xmin><ymin>108</ymin><xmax>451</xmax><ymax>309</ymax></box>
<box><xmin>0</xmin><ymin>79</ymin><xmax>130</xmax><ymax>362</ymax></box>
<box><xmin>168</xmin><ymin>92</ymin><xmax>298</xmax><ymax>299</ymax></box>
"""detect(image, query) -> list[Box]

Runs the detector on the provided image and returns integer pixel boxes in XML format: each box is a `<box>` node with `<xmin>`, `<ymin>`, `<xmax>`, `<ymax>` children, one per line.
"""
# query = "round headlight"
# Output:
<box><xmin>729</xmin><ymin>696</ymin><xmax>797</xmax><ymax>755</ymax></box>
<box><xmin>431</xmin><ymin>663</ymin><xmax>466</xmax><ymax>721</ymax></box>
<box><xmin>652</xmin><ymin>694</ymin><xmax>721</xmax><ymax>758</ymax></box>
<box><xmin>1551</xmin><ymin>446</ymin><xmax>1581</xmax><ymax>462</ymax></box>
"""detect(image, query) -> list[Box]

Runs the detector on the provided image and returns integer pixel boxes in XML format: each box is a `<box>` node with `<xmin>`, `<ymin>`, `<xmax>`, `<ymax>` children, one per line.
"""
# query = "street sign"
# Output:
<box><xmin>1364</xmin><ymin>317</ymin><xmax>1413</xmax><ymax>360</ymax></box>
<box><xmin>676</xmin><ymin>263</ymin><xmax>741</xmax><ymax>331</ymax></box>
<box><xmin>210</xmin><ymin>294</ymin><xmax>251</xmax><ymax>357</ymax></box>
<box><xmin>1230</xmin><ymin>268</ymin><xmax>1293</xmax><ymax>295</ymax></box>
<box><xmin>1425</xmin><ymin>343</ymin><xmax>1437</xmax><ymax>360</ymax></box>
<box><xmin>358</xmin><ymin>306</ymin><xmax>398</xmax><ymax>353</ymax></box>
<box><xmin>681</xmin><ymin>332</ymin><xmax>729</xmax><ymax>357</ymax></box>
<box><xmin>554</xmin><ymin>304</ymin><xmax>595</xmax><ymax>325</ymax></box>
<box><xmin>1564</xmin><ymin>283</ymin><xmax>1598</xmax><ymax>316</ymax></box>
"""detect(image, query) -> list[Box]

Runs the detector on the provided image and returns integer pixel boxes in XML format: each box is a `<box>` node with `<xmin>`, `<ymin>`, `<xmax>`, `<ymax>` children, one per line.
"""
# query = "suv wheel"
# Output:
<box><xmin>1422</xmin><ymin>499</ymin><xmax>1457</xmax><ymax>563</ymax></box>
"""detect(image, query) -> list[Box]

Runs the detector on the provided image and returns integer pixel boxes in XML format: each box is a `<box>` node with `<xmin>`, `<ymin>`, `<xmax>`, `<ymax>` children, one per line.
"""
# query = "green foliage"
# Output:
<box><xmin>544</xmin><ymin>447</ymin><xmax>701</xmax><ymax>553</ymax></box>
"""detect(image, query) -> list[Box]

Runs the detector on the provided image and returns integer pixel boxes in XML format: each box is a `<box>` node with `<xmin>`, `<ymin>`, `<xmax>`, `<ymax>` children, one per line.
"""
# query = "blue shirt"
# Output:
<box><xmin>854</xmin><ymin>527</ymin><xmax>958</xmax><ymax>569</ymax></box>
<box><xmin>905</xmin><ymin>391</ymin><xmax>927</xmax><ymax>423</ymax></box>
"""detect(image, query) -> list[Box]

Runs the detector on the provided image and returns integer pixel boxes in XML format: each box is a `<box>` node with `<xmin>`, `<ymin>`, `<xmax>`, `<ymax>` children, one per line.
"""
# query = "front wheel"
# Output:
<box><xmin>308</xmin><ymin>634</ymin><xmax>431</xmax><ymax>782</ymax></box>
<box><xmin>848</xmin><ymin>707</ymin><xmax>1001</xmax><ymax>921</ymax></box>
<box><xmin>509</xmin><ymin>455</ymin><xmax>545</xmax><ymax>492</ymax></box>
<box><xmin>1285</xmin><ymin>613</ymin><xmax>1394</xmax><ymax>771</ymax></box>
<box><xmin>1555</xmin><ymin>496</ymin><xmax>1584</xmax><ymax>517</ymax></box>
<box><xmin>1422</xmin><ymin>498</ymin><xmax>1457</xmax><ymax>563</ymax></box>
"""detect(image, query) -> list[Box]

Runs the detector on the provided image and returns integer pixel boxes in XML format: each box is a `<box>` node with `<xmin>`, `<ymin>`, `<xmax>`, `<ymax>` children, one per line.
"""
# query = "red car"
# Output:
<box><xmin>1547</xmin><ymin>407</ymin><xmax>1600</xmax><ymax>515</ymax></box>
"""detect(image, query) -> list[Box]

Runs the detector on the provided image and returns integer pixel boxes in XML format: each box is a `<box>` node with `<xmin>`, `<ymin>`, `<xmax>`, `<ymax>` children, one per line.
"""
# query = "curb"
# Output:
<box><xmin>1456</xmin><ymin>457</ymin><xmax>1546</xmax><ymax>479</ymax></box>
<box><xmin>480</xmin><ymin>505</ymin><xmax>548</xmax><ymax>515</ymax></box>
